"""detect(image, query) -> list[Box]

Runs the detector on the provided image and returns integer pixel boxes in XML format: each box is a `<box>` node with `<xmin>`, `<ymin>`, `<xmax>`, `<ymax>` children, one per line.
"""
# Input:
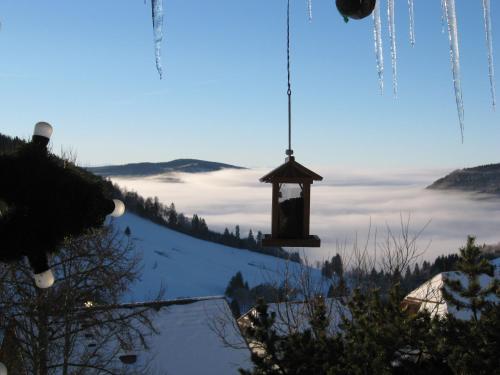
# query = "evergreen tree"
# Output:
<box><xmin>168</xmin><ymin>202</ymin><xmax>178</xmax><ymax>227</ymax></box>
<box><xmin>437</xmin><ymin>237</ymin><xmax>500</xmax><ymax>374</ymax></box>
<box><xmin>442</xmin><ymin>236</ymin><xmax>497</xmax><ymax>321</ymax></box>
<box><xmin>239</xmin><ymin>299</ymin><xmax>282</xmax><ymax>375</ymax></box>
<box><xmin>230</xmin><ymin>299</ymin><xmax>241</xmax><ymax>318</ymax></box>
<box><xmin>247</xmin><ymin>229</ymin><xmax>256</xmax><ymax>248</ymax></box>
<box><xmin>225</xmin><ymin>271</ymin><xmax>248</xmax><ymax>298</ymax></box>
<box><xmin>124</xmin><ymin>226</ymin><xmax>131</xmax><ymax>237</ymax></box>
<box><xmin>191</xmin><ymin>214</ymin><xmax>200</xmax><ymax>233</ymax></box>
<box><xmin>332</xmin><ymin>253</ymin><xmax>344</xmax><ymax>278</ymax></box>
<box><xmin>199</xmin><ymin>217</ymin><xmax>209</xmax><ymax>235</ymax></box>
<box><xmin>256</xmin><ymin>231</ymin><xmax>263</xmax><ymax>248</ymax></box>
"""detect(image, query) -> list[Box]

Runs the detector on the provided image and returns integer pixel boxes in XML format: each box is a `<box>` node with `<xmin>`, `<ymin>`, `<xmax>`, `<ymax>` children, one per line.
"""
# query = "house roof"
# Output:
<box><xmin>260</xmin><ymin>156</ymin><xmax>323</xmax><ymax>183</ymax></box>
<box><xmin>83</xmin><ymin>296</ymin><xmax>252</xmax><ymax>375</ymax></box>
<box><xmin>404</xmin><ymin>258</ymin><xmax>500</xmax><ymax>320</ymax></box>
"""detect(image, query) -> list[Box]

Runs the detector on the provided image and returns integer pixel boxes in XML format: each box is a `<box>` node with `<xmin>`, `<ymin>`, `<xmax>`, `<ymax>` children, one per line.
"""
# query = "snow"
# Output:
<box><xmin>113</xmin><ymin>213</ymin><xmax>320</xmax><ymax>301</ymax></box>
<box><xmin>405</xmin><ymin>260</ymin><xmax>500</xmax><ymax>320</ymax></box>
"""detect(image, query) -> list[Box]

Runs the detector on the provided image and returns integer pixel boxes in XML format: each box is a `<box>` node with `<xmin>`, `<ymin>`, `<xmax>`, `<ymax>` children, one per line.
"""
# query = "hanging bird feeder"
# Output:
<box><xmin>260</xmin><ymin>156</ymin><xmax>322</xmax><ymax>247</ymax></box>
<box><xmin>260</xmin><ymin>0</ymin><xmax>322</xmax><ymax>248</ymax></box>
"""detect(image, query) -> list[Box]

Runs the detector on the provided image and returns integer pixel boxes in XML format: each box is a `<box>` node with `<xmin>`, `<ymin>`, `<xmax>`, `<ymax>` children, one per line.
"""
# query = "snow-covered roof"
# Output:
<box><xmin>143</xmin><ymin>297</ymin><xmax>251</xmax><ymax>375</ymax></box>
<box><xmin>404</xmin><ymin>262</ymin><xmax>499</xmax><ymax>320</ymax></box>
<box><xmin>85</xmin><ymin>297</ymin><xmax>252</xmax><ymax>375</ymax></box>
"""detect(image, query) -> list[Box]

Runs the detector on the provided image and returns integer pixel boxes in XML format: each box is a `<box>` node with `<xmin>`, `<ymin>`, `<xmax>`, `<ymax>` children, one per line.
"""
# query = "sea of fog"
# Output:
<box><xmin>111</xmin><ymin>167</ymin><xmax>500</xmax><ymax>264</ymax></box>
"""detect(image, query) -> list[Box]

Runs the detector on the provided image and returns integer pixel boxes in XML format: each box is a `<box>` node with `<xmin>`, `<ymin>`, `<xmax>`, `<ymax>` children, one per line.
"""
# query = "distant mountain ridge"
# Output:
<box><xmin>427</xmin><ymin>163</ymin><xmax>500</xmax><ymax>195</ymax></box>
<box><xmin>87</xmin><ymin>159</ymin><xmax>245</xmax><ymax>177</ymax></box>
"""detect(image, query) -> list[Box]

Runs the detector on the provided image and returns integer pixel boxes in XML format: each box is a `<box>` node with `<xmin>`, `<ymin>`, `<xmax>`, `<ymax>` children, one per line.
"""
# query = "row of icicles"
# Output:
<box><xmin>370</xmin><ymin>0</ymin><xmax>495</xmax><ymax>141</ymax></box>
<box><xmin>150</xmin><ymin>0</ymin><xmax>496</xmax><ymax>140</ymax></box>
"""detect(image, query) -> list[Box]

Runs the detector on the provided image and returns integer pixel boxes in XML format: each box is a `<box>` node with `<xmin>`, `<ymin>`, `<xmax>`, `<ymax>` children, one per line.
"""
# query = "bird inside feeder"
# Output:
<box><xmin>260</xmin><ymin>0</ymin><xmax>323</xmax><ymax>248</ymax></box>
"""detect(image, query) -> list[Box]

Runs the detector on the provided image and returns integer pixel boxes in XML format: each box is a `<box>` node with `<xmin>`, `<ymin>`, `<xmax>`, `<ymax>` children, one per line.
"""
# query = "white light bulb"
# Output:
<box><xmin>34</xmin><ymin>268</ymin><xmax>55</xmax><ymax>289</ymax></box>
<box><xmin>34</xmin><ymin>122</ymin><xmax>53</xmax><ymax>139</ymax></box>
<box><xmin>110</xmin><ymin>199</ymin><xmax>125</xmax><ymax>217</ymax></box>
<box><xmin>0</xmin><ymin>362</ymin><xmax>7</xmax><ymax>375</ymax></box>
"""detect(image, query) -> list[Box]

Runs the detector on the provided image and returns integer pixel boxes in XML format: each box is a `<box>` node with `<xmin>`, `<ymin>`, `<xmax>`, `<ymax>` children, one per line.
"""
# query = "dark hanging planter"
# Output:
<box><xmin>0</xmin><ymin>122</ymin><xmax>125</xmax><ymax>288</ymax></box>
<box><xmin>336</xmin><ymin>0</ymin><xmax>376</xmax><ymax>21</ymax></box>
<box><xmin>260</xmin><ymin>156</ymin><xmax>322</xmax><ymax>248</ymax></box>
<box><xmin>119</xmin><ymin>354</ymin><xmax>138</xmax><ymax>365</ymax></box>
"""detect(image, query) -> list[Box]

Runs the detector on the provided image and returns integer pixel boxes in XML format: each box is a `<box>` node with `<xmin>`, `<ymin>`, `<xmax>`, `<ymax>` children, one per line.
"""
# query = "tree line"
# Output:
<box><xmin>112</xmin><ymin>187</ymin><xmax>301</xmax><ymax>263</ymax></box>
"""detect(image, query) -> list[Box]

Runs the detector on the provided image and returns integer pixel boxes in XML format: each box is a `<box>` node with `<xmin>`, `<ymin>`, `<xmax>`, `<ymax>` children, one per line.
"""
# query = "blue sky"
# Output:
<box><xmin>0</xmin><ymin>0</ymin><xmax>498</xmax><ymax>169</ymax></box>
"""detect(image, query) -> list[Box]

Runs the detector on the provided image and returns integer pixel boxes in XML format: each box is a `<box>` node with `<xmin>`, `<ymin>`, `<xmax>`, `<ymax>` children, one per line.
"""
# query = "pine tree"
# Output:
<box><xmin>436</xmin><ymin>237</ymin><xmax>500</xmax><ymax>374</ymax></box>
<box><xmin>247</xmin><ymin>229</ymin><xmax>256</xmax><ymax>248</ymax></box>
<box><xmin>225</xmin><ymin>271</ymin><xmax>247</xmax><ymax>298</ymax></box>
<box><xmin>239</xmin><ymin>299</ymin><xmax>282</xmax><ymax>375</ymax></box>
<box><xmin>230</xmin><ymin>299</ymin><xmax>241</xmax><ymax>318</ymax></box>
<box><xmin>167</xmin><ymin>202</ymin><xmax>178</xmax><ymax>227</ymax></box>
<box><xmin>256</xmin><ymin>231</ymin><xmax>263</xmax><ymax>248</ymax></box>
<box><xmin>442</xmin><ymin>236</ymin><xmax>497</xmax><ymax>321</ymax></box>
<box><xmin>332</xmin><ymin>253</ymin><xmax>344</xmax><ymax>278</ymax></box>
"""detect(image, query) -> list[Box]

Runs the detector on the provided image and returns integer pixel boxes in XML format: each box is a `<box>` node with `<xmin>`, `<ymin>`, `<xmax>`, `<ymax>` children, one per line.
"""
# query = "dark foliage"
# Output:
<box><xmin>225</xmin><ymin>272</ymin><xmax>294</xmax><ymax>317</ymax></box>
<box><xmin>0</xmin><ymin>137</ymin><xmax>115</xmax><ymax>272</ymax></box>
<box><xmin>242</xmin><ymin>238</ymin><xmax>500</xmax><ymax>375</ymax></box>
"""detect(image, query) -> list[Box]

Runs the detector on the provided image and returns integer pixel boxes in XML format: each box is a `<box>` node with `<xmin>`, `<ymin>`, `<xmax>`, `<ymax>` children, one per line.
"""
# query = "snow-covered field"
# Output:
<box><xmin>114</xmin><ymin>213</ymin><xmax>318</xmax><ymax>302</ymax></box>
<box><xmin>112</xmin><ymin>167</ymin><xmax>500</xmax><ymax>263</ymax></box>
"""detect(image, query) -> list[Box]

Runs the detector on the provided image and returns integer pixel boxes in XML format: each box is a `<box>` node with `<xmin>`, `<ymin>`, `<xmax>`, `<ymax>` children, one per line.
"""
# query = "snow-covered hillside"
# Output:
<box><xmin>113</xmin><ymin>213</ymin><xmax>319</xmax><ymax>301</ymax></box>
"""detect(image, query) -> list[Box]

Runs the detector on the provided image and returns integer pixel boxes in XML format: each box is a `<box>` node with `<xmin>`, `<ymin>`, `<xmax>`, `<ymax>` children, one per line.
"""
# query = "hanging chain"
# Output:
<box><xmin>286</xmin><ymin>0</ymin><xmax>293</xmax><ymax>157</ymax></box>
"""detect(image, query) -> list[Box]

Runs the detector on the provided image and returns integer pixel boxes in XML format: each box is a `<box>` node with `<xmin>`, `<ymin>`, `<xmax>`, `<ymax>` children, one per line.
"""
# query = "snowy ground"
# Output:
<box><xmin>113</xmin><ymin>213</ymin><xmax>319</xmax><ymax>302</ymax></box>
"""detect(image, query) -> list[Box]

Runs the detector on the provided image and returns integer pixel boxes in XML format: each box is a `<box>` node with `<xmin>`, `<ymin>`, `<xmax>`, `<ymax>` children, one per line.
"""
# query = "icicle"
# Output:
<box><xmin>372</xmin><ymin>0</ymin><xmax>384</xmax><ymax>94</ymax></box>
<box><xmin>307</xmin><ymin>0</ymin><xmax>313</xmax><ymax>22</ymax></box>
<box><xmin>408</xmin><ymin>0</ymin><xmax>415</xmax><ymax>46</ymax></box>
<box><xmin>482</xmin><ymin>0</ymin><xmax>496</xmax><ymax>109</ymax></box>
<box><xmin>441</xmin><ymin>0</ymin><xmax>446</xmax><ymax>34</ymax></box>
<box><xmin>151</xmin><ymin>0</ymin><xmax>164</xmax><ymax>79</ymax></box>
<box><xmin>443</xmin><ymin>0</ymin><xmax>465</xmax><ymax>140</ymax></box>
<box><xmin>387</xmin><ymin>0</ymin><xmax>397</xmax><ymax>97</ymax></box>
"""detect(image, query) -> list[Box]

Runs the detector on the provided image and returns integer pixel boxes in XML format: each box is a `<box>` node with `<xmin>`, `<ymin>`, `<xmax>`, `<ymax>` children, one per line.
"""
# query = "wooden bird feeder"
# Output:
<box><xmin>260</xmin><ymin>156</ymin><xmax>323</xmax><ymax>247</ymax></box>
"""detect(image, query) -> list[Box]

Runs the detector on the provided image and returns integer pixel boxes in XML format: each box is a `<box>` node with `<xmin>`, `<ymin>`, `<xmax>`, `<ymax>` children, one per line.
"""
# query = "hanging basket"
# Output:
<box><xmin>336</xmin><ymin>0</ymin><xmax>376</xmax><ymax>21</ymax></box>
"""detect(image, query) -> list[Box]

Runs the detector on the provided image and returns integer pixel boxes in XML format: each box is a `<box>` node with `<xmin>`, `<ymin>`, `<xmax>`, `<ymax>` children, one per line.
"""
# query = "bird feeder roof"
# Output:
<box><xmin>260</xmin><ymin>156</ymin><xmax>323</xmax><ymax>183</ymax></box>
